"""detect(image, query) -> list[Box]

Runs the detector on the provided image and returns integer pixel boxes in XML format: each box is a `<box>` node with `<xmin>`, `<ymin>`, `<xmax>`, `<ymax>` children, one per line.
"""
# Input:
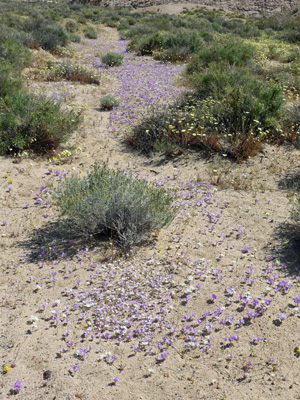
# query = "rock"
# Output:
<box><xmin>43</xmin><ymin>370</ymin><xmax>52</xmax><ymax>380</ymax></box>
<box><xmin>95</xmin><ymin>0</ymin><xmax>300</xmax><ymax>17</ymax></box>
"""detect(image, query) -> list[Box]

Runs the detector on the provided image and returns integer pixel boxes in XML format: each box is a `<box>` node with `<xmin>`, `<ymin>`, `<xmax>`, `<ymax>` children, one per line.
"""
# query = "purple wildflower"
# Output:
<box><xmin>13</xmin><ymin>380</ymin><xmax>22</xmax><ymax>391</ymax></box>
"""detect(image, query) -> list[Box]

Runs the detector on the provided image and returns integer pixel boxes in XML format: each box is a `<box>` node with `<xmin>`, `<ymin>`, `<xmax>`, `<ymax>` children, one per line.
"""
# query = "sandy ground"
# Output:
<box><xmin>1</xmin><ymin>24</ymin><xmax>300</xmax><ymax>400</ymax></box>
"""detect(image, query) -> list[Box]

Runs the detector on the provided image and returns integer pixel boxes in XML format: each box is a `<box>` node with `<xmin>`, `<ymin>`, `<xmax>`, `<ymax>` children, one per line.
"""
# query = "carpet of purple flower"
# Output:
<box><xmin>91</xmin><ymin>34</ymin><xmax>186</xmax><ymax>136</ymax></box>
<box><xmin>1</xmin><ymin>26</ymin><xmax>300</xmax><ymax>400</ymax></box>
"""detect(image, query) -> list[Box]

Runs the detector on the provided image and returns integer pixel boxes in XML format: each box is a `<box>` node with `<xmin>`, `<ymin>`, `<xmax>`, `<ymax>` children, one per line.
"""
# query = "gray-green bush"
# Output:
<box><xmin>101</xmin><ymin>52</ymin><xmax>124</xmax><ymax>67</ymax></box>
<box><xmin>22</xmin><ymin>19</ymin><xmax>68</xmax><ymax>50</ymax></box>
<box><xmin>100</xmin><ymin>94</ymin><xmax>120</xmax><ymax>110</ymax></box>
<box><xmin>54</xmin><ymin>165</ymin><xmax>177</xmax><ymax>248</ymax></box>
<box><xmin>65</xmin><ymin>19</ymin><xmax>78</xmax><ymax>33</ymax></box>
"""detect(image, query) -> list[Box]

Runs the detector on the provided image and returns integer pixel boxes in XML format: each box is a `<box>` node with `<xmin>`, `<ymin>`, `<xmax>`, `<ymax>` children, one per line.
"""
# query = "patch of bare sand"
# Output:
<box><xmin>1</xmin><ymin>25</ymin><xmax>300</xmax><ymax>400</ymax></box>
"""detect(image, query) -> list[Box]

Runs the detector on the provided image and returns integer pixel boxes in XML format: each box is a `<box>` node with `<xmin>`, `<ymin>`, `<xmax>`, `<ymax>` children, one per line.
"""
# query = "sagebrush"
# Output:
<box><xmin>101</xmin><ymin>52</ymin><xmax>124</xmax><ymax>67</ymax></box>
<box><xmin>54</xmin><ymin>165</ymin><xmax>177</xmax><ymax>247</ymax></box>
<box><xmin>100</xmin><ymin>94</ymin><xmax>120</xmax><ymax>110</ymax></box>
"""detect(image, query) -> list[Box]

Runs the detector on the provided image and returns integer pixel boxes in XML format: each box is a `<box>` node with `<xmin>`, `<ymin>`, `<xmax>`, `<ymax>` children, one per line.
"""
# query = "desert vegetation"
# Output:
<box><xmin>2</xmin><ymin>1</ymin><xmax>300</xmax><ymax>399</ymax></box>
<box><xmin>116</xmin><ymin>7</ymin><xmax>300</xmax><ymax>160</ymax></box>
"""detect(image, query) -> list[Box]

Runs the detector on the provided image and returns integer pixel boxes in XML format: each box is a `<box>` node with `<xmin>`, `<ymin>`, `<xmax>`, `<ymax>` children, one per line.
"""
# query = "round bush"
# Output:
<box><xmin>100</xmin><ymin>94</ymin><xmax>120</xmax><ymax>110</ymax></box>
<box><xmin>65</xmin><ymin>19</ymin><xmax>78</xmax><ymax>33</ymax></box>
<box><xmin>101</xmin><ymin>52</ymin><xmax>124</xmax><ymax>67</ymax></box>
<box><xmin>54</xmin><ymin>165</ymin><xmax>177</xmax><ymax>248</ymax></box>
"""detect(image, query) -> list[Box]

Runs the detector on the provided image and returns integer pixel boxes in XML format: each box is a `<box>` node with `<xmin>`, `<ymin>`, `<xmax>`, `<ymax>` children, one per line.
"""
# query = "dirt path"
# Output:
<box><xmin>1</xmin><ymin>25</ymin><xmax>300</xmax><ymax>400</ymax></box>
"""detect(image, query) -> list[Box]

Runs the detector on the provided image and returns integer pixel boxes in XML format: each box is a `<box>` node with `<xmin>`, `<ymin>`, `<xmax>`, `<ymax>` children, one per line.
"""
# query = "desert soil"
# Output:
<box><xmin>1</xmin><ymin>19</ymin><xmax>300</xmax><ymax>400</ymax></box>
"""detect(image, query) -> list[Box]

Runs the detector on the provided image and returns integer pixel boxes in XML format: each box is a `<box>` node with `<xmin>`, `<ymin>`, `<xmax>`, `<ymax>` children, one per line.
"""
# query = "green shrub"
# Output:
<box><xmin>187</xmin><ymin>38</ymin><xmax>255</xmax><ymax>73</ymax></box>
<box><xmin>100</xmin><ymin>94</ymin><xmax>120</xmax><ymax>110</ymax></box>
<box><xmin>65</xmin><ymin>19</ymin><xmax>78</xmax><ymax>33</ymax></box>
<box><xmin>0</xmin><ymin>91</ymin><xmax>81</xmax><ymax>154</ymax></box>
<box><xmin>222</xmin><ymin>18</ymin><xmax>261</xmax><ymax>38</ymax></box>
<box><xmin>0</xmin><ymin>38</ymin><xmax>31</xmax><ymax>69</ymax></box>
<box><xmin>137</xmin><ymin>32</ymin><xmax>164</xmax><ymax>55</ymax></box>
<box><xmin>163</xmin><ymin>30</ymin><xmax>204</xmax><ymax>53</ymax></box>
<box><xmin>282</xmin><ymin>102</ymin><xmax>300</xmax><ymax>145</ymax></box>
<box><xmin>22</xmin><ymin>18</ymin><xmax>68</xmax><ymax>50</ymax></box>
<box><xmin>279</xmin><ymin>28</ymin><xmax>300</xmax><ymax>43</ymax></box>
<box><xmin>0</xmin><ymin>59</ymin><xmax>23</xmax><ymax>97</ymax></box>
<box><xmin>127</xmin><ymin>64</ymin><xmax>285</xmax><ymax>160</ymax></box>
<box><xmin>35</xmin><ymin>25</ymin><xmax>68</xmax><ymax>50</ymax></box>
<box><xmin>126</xmin><ymin>16</ymin><xmax>136</xmax><ymax>26</ymax></box>
<box><xmin>68</xmin><ymin>33</ymin><xmax>81</xmax><ymax>43</ymax></box>
<box><xmin>191</xmin><ymin>65</ymin><xmax>284</xmax><ymax>134</ymax></box>
<box><xmin>46</xmin><ymin>61</ymin><xmax>99</xmax><ymax>84</ymax></box>
<box><xmin>5</xmin><ymin>30</ymin><xmax>35</xmax><ymax>49</ymax></box>
<box><xmin>126</xmin><ymin>105</ymin><xmax>183</xmax><ymax>154</ymax></box>
<box><xmin>158</xmin><ymin>46</ymin><xmax>193</xmax><ymax>62</ymax></box>
<box><xmin>76</xmin><ymin>15</ymin><xmax>87</xmax><ymax>25</ymax></box>
<box><xmin>84</xmin><ymin>27</ymin><xmax>97</xmax><ymax>39</ymax></box>
<box><xmin>102</xmin><ymin>18</ymin><xmax>119</xmax><ymax>28</ymax></box>
<box><xmin>101</xmin><ymin>52</ymin><xmax>124</xmax><ymax>67</ymax></box>
<box><xmin>125</xmin><ymin>23</ymin><xmax>157</xmax><ymax>39</ymax></box>
<box><xmin>157</xmin><ymin>30</ymin><xmax>204</xmax><ymax>61</ymax></box>
<box><xmin>117</xmin><ymin>20</ymin><xmax>131</xmax><ymax>31</ymax></box>
<box><xmin>54</xmin><ymin>165</ymin><xmax>177</xmax><ymax>247</ymax></box>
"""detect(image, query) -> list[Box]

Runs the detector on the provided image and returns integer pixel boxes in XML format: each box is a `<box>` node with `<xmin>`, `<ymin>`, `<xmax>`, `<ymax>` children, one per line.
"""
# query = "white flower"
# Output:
<box><xmin>264</xmin><ymin>286</ymin><xmax>272</xmax><ymax>293</ymax></box>
<box><xmin>184</xmin><ymin>285</ymin><xmax>195</xmax><ymax>295</ymax></box>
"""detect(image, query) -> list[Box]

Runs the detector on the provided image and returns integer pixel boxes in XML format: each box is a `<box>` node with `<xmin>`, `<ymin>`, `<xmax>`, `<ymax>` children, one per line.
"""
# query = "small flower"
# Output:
<box><xmin>242</xmin><ymin>246</ymin><xmax>251</xmax><ymax>254</ymax></box>
<box><xmin>293</xmin><ymin>297</ymin><xmax>300</xmax><ymax>305</ymax></box>
<box><xmin>226</xmin><ymin>286</ymin><xmax>235</xmax><ymax>295</ymax></box>
<box><xmin>252</xmin><ymin>337</ymin><xmax>262</xmax><ymax>343</ymax></box>
<box><xmin>72</xmin><ymin>365</ymin><xmax>79</xmax><ymax>371</ymax></box>
<box><xmin>277</xmin><ymin>313</ymin><xmax>287</xmax><ymax>321</ymax></box>
<box><xmin>13</xmin><ymin>380</ymin><xmax>22</xmax><ymax>391</ymax></box>
<box><xmin>4</xmin><ymin>365</ymin><xmax>10</xmax><ymax>372</ymax></box>
<box><xmin>113</xmin><ymin>377</ymin><xmax>120</xmax><ymax>382</ymax></box>
<box><xmin>160</xmin><ymin>352</ymin><xmax>169</xmax><ymax>359</ymax></box>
